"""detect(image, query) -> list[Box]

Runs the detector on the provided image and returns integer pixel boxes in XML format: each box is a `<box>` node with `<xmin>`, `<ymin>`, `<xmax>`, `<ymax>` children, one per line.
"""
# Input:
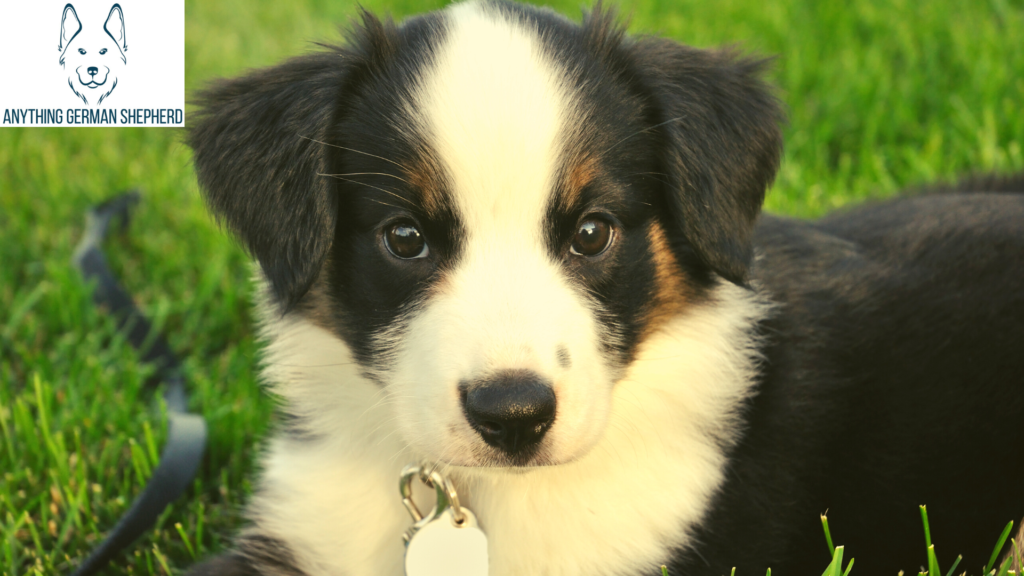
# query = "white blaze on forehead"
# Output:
<box><xmin>392</xmin><ymin>2</ymin><xmax>612</xmax><ymax>465</ymax></box>
<box><xmin>417</xmin><ymin>1</ymin><xmax>572</xmax><ymax>238</ymax></box>
<box><xmin>406</xmin><ymin>0</ymin><xmax>591</xmax><ymax>376</ymax></box>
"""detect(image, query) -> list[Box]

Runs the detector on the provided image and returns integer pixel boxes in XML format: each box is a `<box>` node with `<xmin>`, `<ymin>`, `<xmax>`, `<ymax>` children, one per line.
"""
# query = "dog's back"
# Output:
<box><xmin>697</xmin><ymin>183</ymin><xmax>1024</xmax><ymax>574</ymax></box>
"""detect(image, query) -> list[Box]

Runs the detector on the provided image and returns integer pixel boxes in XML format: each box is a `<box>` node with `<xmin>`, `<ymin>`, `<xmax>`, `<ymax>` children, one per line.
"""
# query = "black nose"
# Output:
<box><xmin>461</xmin><ymin>371</ymin><xmax>556</xmax><ymax>459</ymax></box>
<box><xmin>87</xmin><ymin>67</ymin><xmax>98</xmax><ymax>76</ymax></box>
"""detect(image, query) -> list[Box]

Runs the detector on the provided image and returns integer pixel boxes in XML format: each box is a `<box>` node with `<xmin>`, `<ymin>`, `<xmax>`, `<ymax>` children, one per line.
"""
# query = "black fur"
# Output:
<box><xmin>315</xmin><ymin>11</ymin><xmax>463</xmax><ymax>375</ymax></box>
<box><xmin>186</xmin><ymin>554</ymin><xmax>256</xmax><ymax>576</ymax></box>
<box><xmin>188</xmin><ymin>50</ymin><xmax>346</xmax><ymax>311</ymax></box>
<box><xmin>683</xmin><ymin>190</ymin><xmax>1024</xmax><ymax>575</ymax></box>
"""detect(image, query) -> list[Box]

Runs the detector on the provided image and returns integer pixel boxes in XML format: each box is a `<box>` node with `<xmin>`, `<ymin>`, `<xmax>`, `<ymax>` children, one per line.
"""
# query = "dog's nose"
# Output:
<box><xmin>461</xmin><ymin>371</ymin><xmax>556</xmax><ymax>458</ymax></box>
<box><xmin>87</xmin><ymin>67</ymin><xmax>98</xmax><ymax>76</ymax></box>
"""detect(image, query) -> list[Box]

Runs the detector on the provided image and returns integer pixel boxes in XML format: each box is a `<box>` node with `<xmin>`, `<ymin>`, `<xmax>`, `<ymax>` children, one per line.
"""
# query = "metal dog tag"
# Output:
<box><xmin>401</xmin><ymin>463</ymin><xmax>489</xmax><ymax>576</ymax></box>
<box><xmin>405</xmin><ymin>506</ymin><xmax>488</xmax><ymax>576</ymax></box>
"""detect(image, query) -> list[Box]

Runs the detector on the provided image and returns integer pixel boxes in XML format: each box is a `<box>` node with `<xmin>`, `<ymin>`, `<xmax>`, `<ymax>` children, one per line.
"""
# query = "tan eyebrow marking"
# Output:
<box><xmin>403</xmin><ymin>148</ymin><xmax>450</xmax><ymax>218</ymax></box>
<box><xmin>556</xmin><ymin>153</ymin><xmax>601</xmax><ymax>212</ymax></box>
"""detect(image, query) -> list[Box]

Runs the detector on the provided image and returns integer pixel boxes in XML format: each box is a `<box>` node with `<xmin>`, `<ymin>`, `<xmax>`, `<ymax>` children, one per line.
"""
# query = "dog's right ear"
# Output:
<box><xmin>188</xmin><ymin>51</ymin><xmax>351</xmax><ymax>312</ymax></box>
<box><xmin>58</xmin><ymin>4</ymin><xmax>81</xmax><ymax>64</ymax></box>
<box><xmin>627</xmin><ymin>37</ymin><xmax>784</xmax><ymax>285</ymax></box>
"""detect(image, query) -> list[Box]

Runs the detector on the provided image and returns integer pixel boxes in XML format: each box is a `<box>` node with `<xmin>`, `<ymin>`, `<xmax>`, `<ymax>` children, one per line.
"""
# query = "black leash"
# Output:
<box><xmin>70</xmin><ymin>191</ymin><xmax>207</xmax><ymax>576</ymax></box>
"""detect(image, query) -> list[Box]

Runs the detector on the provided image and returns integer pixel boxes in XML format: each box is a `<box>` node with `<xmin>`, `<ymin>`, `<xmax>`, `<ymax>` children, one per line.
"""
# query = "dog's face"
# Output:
<box><xmin>189</xmin><ymin>1</ymin><xmax>782</xmax><ymax>468</ymax></box>
<box><xmin>59</xmin><ymin>4</ymin><xmax>127</xmax><ymax>105</ymax></box>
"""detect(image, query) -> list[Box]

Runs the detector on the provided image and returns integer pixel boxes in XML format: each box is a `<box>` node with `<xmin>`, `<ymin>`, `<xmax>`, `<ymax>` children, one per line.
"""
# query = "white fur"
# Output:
<box><xmin>251</xmin><ymin>282</ymin><xmax>767</xmax><ymax>576</ymax></box>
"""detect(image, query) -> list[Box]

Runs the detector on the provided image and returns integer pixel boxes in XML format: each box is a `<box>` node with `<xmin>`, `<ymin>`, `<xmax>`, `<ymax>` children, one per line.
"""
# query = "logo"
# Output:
<box><xmin>1</xmin><ymin>0</ymin><xmax>184</xmax><ymax>127</ymax></box>
<box><xmin>59</xmin><ymin>3</ymin><xmax>128</xmax><ymax>105</ymax></box>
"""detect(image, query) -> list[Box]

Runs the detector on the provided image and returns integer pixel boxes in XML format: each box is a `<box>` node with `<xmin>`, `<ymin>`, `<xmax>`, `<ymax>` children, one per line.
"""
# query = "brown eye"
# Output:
<box><xmin>385</xmin><ymin>222</ymin><xmax>429</xmax><ymax>259</ymax></box>
<box><xmin>570</xmin><ymin>216</ymin><xmax>613</xmax><ymax>257</ymax></box>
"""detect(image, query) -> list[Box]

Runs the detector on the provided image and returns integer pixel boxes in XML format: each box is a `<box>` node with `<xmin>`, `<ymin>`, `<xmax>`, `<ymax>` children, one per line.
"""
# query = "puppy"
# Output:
<box><xmin>58</xmin><ymin>3</ymin><xmax>127</xmax><ymax>105</ymax></box>
<box><xmin>185</xmin><ymin>1</ymin><xmax>1024</xmax><ymax>574</ymax></box>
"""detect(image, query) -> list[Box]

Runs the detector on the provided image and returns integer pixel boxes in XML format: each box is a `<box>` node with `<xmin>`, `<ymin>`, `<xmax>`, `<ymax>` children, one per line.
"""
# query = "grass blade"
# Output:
<box><xmin>822</xmin><ymin>514</ymin><xmax>836</xmax><ymax>556</ymax></box>
<box><xmin>152</xmin><ymin>543</ymin><xmax>172</xmax><ymax>574</ymax></box>
<box><xmin>928</xmin><ymin>544</ymin><xmax>942</xmax><ymax>576</ymax></box>
<box><xmin>944</xmin><ymin>554</ymin><xmax>961</xmax><ymax>576</ymax></box>
<box><xmin>921</xmin><ymin>505</ymin><xmax>933</xmax><ymax>549</ymax></box>
<box><xmin>987</xmin><ymin>521</ymin><xmax>1015</xmax><ymax>573</ymax></box>
<box><xmin>822</xmin><ymin>545</ymin><xmax>845</xmax><ymax>576</ymax></box>
<box><xmin>176</xmin><ymin>522</ymin><xmax>196</xmax><ymax>560</ymax></box>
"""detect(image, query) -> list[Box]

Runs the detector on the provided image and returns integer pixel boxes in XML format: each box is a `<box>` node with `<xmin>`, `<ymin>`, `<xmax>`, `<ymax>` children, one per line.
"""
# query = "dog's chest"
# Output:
<box><xmin>251</xmin><ymin>285</ymin><xmax>764</xmax><ymax>576</ymax></box>
<box><xmin>256</xmin><ymin>417</ymin><xmax>724</xmax><ymax>576</ymax></box>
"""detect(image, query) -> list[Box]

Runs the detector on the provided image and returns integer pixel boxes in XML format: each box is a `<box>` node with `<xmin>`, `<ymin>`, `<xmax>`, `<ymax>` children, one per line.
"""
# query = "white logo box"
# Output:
<box><xmin>1</xmin><ymin>0</ymin><xmax>184</xmax><ymax>127</ymax></box>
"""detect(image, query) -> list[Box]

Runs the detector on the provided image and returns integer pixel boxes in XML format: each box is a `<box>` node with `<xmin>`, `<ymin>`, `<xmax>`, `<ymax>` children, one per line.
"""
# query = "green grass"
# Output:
<box><xmin>2</xmin><ymin>0</ymin><xmax>1023</xmax><ymax>574</ymax></box>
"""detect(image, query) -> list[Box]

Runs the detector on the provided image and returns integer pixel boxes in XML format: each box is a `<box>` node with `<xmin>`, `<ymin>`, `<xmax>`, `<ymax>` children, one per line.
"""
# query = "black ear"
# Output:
<box><xmin>632</xmin><ymin>39</ymin><xmax>784</xmax><ymax>284</ymax></box>
<box><xmin>188</xmin><ymin>51</ymin><xmax>350</xmax><ymax>311</ymax></box>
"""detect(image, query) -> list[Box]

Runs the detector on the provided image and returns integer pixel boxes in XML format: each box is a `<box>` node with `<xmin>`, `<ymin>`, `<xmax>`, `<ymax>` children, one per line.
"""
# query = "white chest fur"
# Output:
<box><xmin>248</xmin><ymin>283</ymin><xmax>765</xmax><ymax>576</ymax></box>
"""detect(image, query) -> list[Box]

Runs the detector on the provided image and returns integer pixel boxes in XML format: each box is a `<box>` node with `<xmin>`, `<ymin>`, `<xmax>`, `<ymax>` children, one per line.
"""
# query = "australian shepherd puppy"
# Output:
<box><xmin>185</xmin><ymin>1</ymin><xmax>1024</xmax><ymax>575</ymax></box>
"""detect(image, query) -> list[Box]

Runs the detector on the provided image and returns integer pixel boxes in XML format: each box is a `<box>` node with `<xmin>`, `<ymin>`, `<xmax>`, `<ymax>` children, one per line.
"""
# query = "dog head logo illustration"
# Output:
<box><xmin>58</xmin><ymin>3</ymin><xmax>127</xmax><ymax>105</ymax></box>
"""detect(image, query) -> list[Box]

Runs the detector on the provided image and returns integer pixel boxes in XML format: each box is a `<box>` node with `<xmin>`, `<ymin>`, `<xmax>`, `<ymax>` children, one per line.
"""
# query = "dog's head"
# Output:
<box><xmin>59</xmin><ymin>3</ymin><xmax>127</xmax><ymax>104</ymax></box>
<box><xmin>189</xmin><ymin>0</ymin><xmax>782</xmax><ymax>468</ymax></box>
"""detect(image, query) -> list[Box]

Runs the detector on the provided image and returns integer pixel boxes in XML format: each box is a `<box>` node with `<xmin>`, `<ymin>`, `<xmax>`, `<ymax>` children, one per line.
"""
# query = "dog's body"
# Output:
<box><xmin>58</xmin><ymin>3</ymin><xmax>127</xmax><ymax>105</ymax></box>
<box><xmin>185</xmin><ymin>2</ymin><xmax>1024</xmax><ymax>575</ymax></box>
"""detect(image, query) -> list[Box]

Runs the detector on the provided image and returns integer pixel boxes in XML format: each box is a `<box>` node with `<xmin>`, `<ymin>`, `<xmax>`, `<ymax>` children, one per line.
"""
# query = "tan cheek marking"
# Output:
<box><xmin>644</xmin><ymin>221</ymin><xmax>690</xmax><ymax>336</ymax></box>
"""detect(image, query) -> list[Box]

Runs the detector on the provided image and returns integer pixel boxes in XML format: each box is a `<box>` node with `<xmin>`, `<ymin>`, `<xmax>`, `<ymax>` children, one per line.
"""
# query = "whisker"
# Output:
<box><xmin>322</xmin><ymin>172</ymin><xmax>412</xmax><ymax>185</ymax></box>
<box><xmin>359</xmin><ymin>390</ymin><xmax>411</xmax><ymax>420</ymax></box>
<box><xmin>300</xmin><ymin>135</ymin><xmax>408</xmax><ymax>170</ymax></box>
<box><xmin>604</xmin><ymin>115</ymin><xmax>687</xmax><ymax>154</ymax></box>
<box><xmin>365</xmin><ymin>198</ymin><xmax>404</xmax><ymax>210</ymax></box>
<box><xmin>630</xmin><ymin>171</ymin><xmax>672</xmax><ymax>186</ymax></box>
<box><xmin>376</xmin><ymin>421</ymin><xmax>415</xmax><ymax>449</ymax></box>
<box><xmin>320</xmin><ymin>174</ymin><xmax>415</xmax><ymax>206</ymax></box>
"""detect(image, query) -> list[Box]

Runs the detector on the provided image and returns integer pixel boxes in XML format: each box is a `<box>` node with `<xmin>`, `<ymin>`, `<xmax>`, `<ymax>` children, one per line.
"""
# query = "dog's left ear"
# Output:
<box><xmin>631</xmin><ymin>38</ymin><xmax>784</xmax><ymax>285</ymax></box>
<box><xmin>188</xmin><ymin>51</ymin><xmax>350</xmax><ymax>312</ymax></box>
<box><xmin>104</xmin><ymin>4</ymin><xmax>127</xmax><ymax>62</ymax></box>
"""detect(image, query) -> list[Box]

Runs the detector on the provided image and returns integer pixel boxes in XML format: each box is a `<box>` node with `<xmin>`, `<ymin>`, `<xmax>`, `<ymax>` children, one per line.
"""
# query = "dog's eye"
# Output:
<box><xmin>100</xmin><ymin>48</ymin><xmax>107</xmax><ymax>55</ymax></box>
<box><xmin>570</xmin><ymin>216</ymin><xmax>614</xmax><ymax>257</ymax></box>
<box><xmin>78</xmin><ymin>48</ymin><xmax>86</xmax><ymax>55</ymax></box>
<box><xmin>385</xmin><ymin>222</ymin><xmax>429</xmax><ymax>259</ymax></box>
